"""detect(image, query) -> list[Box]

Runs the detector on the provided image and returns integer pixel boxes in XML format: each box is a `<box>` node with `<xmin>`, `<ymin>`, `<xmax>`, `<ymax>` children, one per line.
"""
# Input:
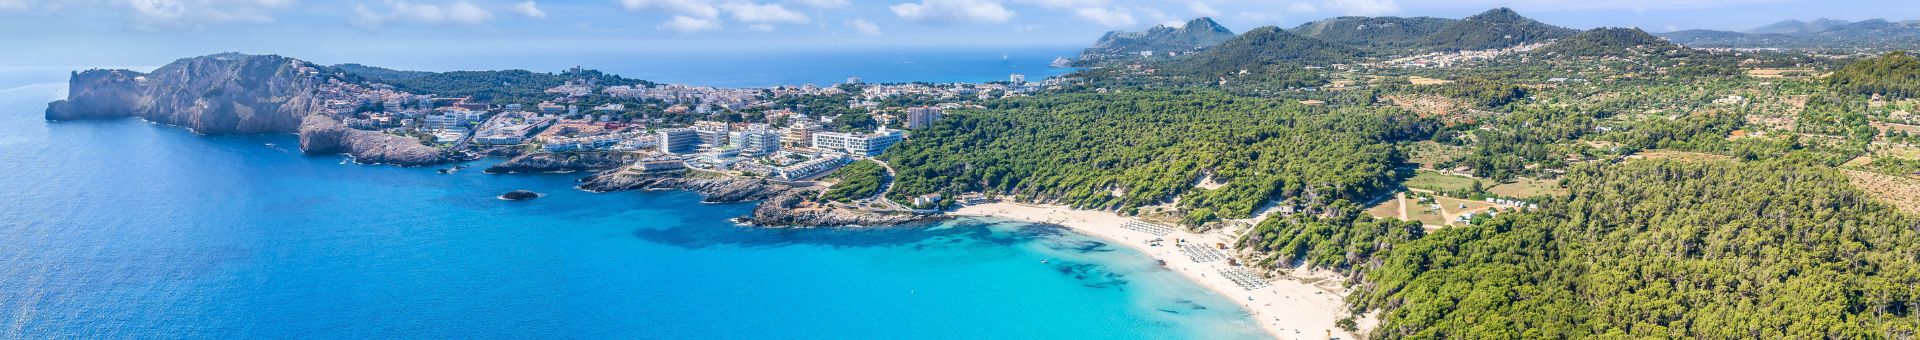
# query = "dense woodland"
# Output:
<box><xmin>954</xmin><ymin>8</ymin><xmax>1920</xmax><ymax>338</ymax></box>
<box><xmin>882</xmin><ymin>91</ymin><xmax>1435</xmax><ymax>224</ymax></box>
<box><xmin>1345</xmin><ymin>160</ymin><xmax>1920</xmax><ymax>338</ymax></box>
<box><xmin>1828</xmin><ymin>51</ymin><xmax>1920</xmax><ymax>99</ymax></box>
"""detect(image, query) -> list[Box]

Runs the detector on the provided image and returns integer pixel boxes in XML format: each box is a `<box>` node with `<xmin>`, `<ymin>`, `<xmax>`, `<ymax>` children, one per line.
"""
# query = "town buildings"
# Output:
<box><xmin>658</xmin><ymin>128</ymin><xmax>700</xmax><ymax>154</ymax></box>
<box><xmin>904</xmin><ymin>107</ymin><xmax>943</xmax><ymax>129</ymax></box>
<box><xmin>812</xmin><ymin>129</ymin><xmax>903</xmax><ymax>157</ymax></box>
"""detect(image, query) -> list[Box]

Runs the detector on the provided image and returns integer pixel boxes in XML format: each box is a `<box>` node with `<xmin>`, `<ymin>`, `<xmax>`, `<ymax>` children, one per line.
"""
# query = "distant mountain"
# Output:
<box><xmin>1289</xmin><ymin>16</ymin><xmax>1457</xmax><ymax>51</ymax></box>
<box><xmin>1079</xmin><ymin>17</ymin><xmax>1236</xmax><ymax>63</ymax></box>
<box><xmin>1537</xmin><ymin>27</ymin><xmax>1683</xmax><ymax>57</ymax></box>
<box><xmin>1659</xmin><ymin>18</ymin><xmax>1920</xmax><ymax>50</ymax></box>
<box><xmin>1167</xmin><ymin>26</ymin><xmax>1364</xmax><ymax>74</ymax></box>
<box><xmin>1417</xmin><ymin>8</ymin><xmax>1577</xmax><ymax>52</ymax></box>
<box><xmin>1746</xmin><ymin>18</ymin><xmax>1852</xmax><ymax>34</ymax></box>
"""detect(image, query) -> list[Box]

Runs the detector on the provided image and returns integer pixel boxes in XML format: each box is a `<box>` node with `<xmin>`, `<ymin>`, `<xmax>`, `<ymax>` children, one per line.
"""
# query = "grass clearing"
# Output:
<box><xmin>1629</xmin><ymin>149</ymin><xmax>1732</xmax><ymax>163</ymax></box>
<box><xmin>1406</xmin><ymin>141</ymin><xmax>1469</xmax><ymax>169</ymax></box>
<box><xmin>1404</xmin><ymin>169</ymin><xmax>1492</xmax><ymax>192</ymax></box>
<box><xmin>1846</xmin><ymin>169</ymin><xmax>1920</xmax><ymax>216</ymax></box>
<box><xmin>1488</xmin><ymin>177</ymin><xmax>1565</xmax><ymax>198</ymax></box>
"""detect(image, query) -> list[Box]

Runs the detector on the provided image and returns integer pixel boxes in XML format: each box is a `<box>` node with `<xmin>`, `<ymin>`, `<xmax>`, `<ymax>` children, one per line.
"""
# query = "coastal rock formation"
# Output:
<box><xmin>1080</xmin><ymin>17</ymin><xmax>1236</xmax><ymax>63</ymax></box>
<box><xmin>578</xmin><ymin>170</ymin><xmax>788</xmax><ymax>203</ymax></box>
<box><xmin>485</xmin><ymin>152</ymin><xmax>634</xmax><ymax>174</ymax></box>
<box><xmin>298</xmin><ymin>115</ymin><xmax>448</xmax><ymax>166</ymax></box>
<box><xmin>499</xmin><ymin>190</ymin><xmax>541</xmax><ymax>200</ymax></box>
<box><xmin>577</xmin><ymin>170</ymin><xmax>933</xmax><ymax>227</ymax></box>
<box><xmin>747</xmin><ymin>189</ymin><xmax>931</xmax><ymax>227</ymax></box>
<box><xmin>47</xmin><ymin>53</ymin><xmax>324</xmax><ymax>134</ymax></box>
<box><xmin>46</xmin><ymin>52</ymin><xmax>452</xmax><ymax>166</ymax></box>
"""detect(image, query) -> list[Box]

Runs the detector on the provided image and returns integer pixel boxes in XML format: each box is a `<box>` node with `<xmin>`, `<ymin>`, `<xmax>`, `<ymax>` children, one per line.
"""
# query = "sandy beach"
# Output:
<box><xmin>951</xmin><ymin>202</ymin><xmax>1364</xmax><ymax>340</ymax></box>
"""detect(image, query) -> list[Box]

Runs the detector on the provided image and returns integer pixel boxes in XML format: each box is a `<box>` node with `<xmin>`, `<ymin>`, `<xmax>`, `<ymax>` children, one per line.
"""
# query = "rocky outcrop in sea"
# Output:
<box><xmin>44</xmin><ymin>53</ymin><xmax>451</xmax><ymax>166</ymax></box>
<box><xmin>485</xmin><ymin>152</ymin><xmax>635</xmax><ymax>174</ymax></box>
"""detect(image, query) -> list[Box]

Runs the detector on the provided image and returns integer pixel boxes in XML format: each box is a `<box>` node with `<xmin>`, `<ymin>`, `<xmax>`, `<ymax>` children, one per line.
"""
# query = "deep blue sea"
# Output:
<box><xmin>0</xmin><ymin>60</ymin><xmax>1262</xmax><ymax>339</ymax></box>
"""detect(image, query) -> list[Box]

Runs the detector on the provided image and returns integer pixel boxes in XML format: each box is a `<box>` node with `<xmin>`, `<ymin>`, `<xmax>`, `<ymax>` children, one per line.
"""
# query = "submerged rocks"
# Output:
<box><xmin>499</xmin><ymin>190</ymin><xmax>541</xmax><ymax>200</ymax></box>
<box><xmin>298</xmin><ymin>115</ymin><xmax>449</xmax><ymax>167</ymax></box>
<box><xmin>485</xmin><ymin>152</ymin><xmax>633</xmax><ymax>174</ymax></box>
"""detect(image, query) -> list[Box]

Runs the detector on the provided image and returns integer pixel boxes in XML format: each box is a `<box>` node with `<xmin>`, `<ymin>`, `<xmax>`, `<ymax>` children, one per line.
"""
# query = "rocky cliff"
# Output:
<box><xmin>485</xmin><ymin>152</ymin><xmax>635</xmax><ymax>174</ymax></box>
<box><xmin>46</xmin><ymin>53</ymin><xmax>450</xmax><ymax>166</ymax></box>
<box><xmin>298</xmin><ymin>115</ymin><xmax>448</xmax><ymax>166</ymax></box>
<box><xmin>48</xmin><ymin>53</ymin><xmax>323</xmax><ymax>133</ymax></box>
<box><xmin>1079</xmin><ymin>17</ymin><xmax>1236</xmax><ymax>63</ymax></box>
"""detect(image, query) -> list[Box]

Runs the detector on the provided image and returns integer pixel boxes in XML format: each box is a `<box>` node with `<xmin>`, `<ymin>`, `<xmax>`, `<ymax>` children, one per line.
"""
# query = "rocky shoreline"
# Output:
<box><xmin>45</xmin><ymin>52</ymin><xmax>930</xmax><ymax>229</ymax></box>
<box><xmin>577</xmin><ymin>169</ymin><xmax>936</xmax><ymax>227</ymax></box>
<box><xmin>485</xmin><ymin>152</ymin><xmax>634</xmax><ymax>174</ymax></box>
<box><xmin>298</xmin><ymin>115</ymin><xmax>450</xmax><ymax>166</ymax></box>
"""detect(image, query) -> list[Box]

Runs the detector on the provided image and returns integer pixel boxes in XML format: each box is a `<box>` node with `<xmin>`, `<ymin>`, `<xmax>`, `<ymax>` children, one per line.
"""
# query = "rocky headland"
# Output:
<box><xmin>485</xmin><ymin>152</ymin><xmax>635</xmax><ymax>174</ymax></box>
<box><xmin>45</xmin><ymin>53</ymin><xmax>451</xmax><ymax>166</ymax></box>
<box><xmin>577</xmin><ymin>169</ymin><xmax>934</xmax><ymax>227</ymax></box>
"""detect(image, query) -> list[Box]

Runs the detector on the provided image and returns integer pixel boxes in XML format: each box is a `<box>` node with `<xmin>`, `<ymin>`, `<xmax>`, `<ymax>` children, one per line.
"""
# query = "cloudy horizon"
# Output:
<box><xmin>3</xmin><ymin>0</ymin><xmax>1914</xmax><ymax>67</ymax></box>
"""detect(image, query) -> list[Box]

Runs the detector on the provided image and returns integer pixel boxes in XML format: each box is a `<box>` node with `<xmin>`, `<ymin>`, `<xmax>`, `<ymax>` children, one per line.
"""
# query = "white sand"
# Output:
<box><xmin>951</xmin><ymin>202</ymin><xmax>1364</xmax><ymax>340</ymax></box>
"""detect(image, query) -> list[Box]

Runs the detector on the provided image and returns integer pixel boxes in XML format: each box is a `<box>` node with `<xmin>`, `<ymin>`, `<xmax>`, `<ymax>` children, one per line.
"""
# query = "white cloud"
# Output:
<box><xmin>890</xmin><ymin>0</ymin><xmax>1014</xmax><ymax>24</ymax></box>
<box><xmin>512</xmin><ymin>1</ymin><xmax>544</xmax><ymax>18</ymax></box>
<box><xmin>120</xmin><ymin>0</ymin><xmax>299</xmax><ymax>29</ymax></box>
<box><xmin>722</xmin><ymin>2</ymin><xmax>808</xmax><ymax>24</ymax></box>
<box><xmin>1011</xmin><ymin>0</ymin><xmax>1104</xmax><ymax>9</ymax></box>
<box><xmin>1233</xmin><ymin>11</ymin><xmax>1281</xmax><ymax>25</ymax></box>
<box><xmin>657</xmin><ymin>14</ymin><xmax>720</xmax><ymax>33</ymax></box>
<box><xmin>621</xmin><ymin>0</ymin><xmax>719</xmax><ymax>19</ymax></box>
<box><xmin>1073</xmin><ymin>7</ymin><xmax>1133</xmax><ymax>26</ymax></box>
<box><xmin>0</xmin><ymin>0</ymin><xmax>27</xmax><ymax>11</ymax></box>
<box><xmin>844</xmin><ymin>18</ymin><xmax>881</xmax><ymax>36</ymax></box>
<box><xmin>1287</xmin><ymin>2</ymin><xmax>1316</xmax><ymax>13</ymax></box>
<box><xmin>1323</xmin><ymin>0</ymin><xmax>1397</xmax><ymax>15</ymax></box>
<box><xmin>350</xmin><ymin>0</ymin><xmax>494</xmax><ymax>30</ymax></box>
<box><xmin>794</xmin><ymin>0</ymin><xmax>848</xmax><ymax>8</ymax></box>
<box><xmin>1186</xmin><ymin>1</ymin><xmax>1218</xmax><ymax>17</ymax></box>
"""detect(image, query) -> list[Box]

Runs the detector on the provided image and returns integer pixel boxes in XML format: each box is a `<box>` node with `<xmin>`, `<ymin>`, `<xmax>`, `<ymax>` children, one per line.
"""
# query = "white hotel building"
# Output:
<box><xmin>811</xmin><ymin>129</ymin><xmax>903</xmax><ymax>157</ymax></box>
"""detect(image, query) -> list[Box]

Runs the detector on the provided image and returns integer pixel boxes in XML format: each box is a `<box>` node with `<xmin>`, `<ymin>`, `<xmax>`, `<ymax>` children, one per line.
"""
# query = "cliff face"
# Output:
<box><xmin>45</xmin><ymin>69</ymin><xmax>143</xmax><ymax>120</ymax></box>
<box><xmin>298</xmin><ymin>115</ymin><xmax>447</xmax><ymax>167</ymax></box>
<box><xmin>1080</xmin><ymin>17</ymin><xmax>1236</xmax><ymax>63</ymax></box>
<box><xmin>47</xmin><ymin>53</ymin><xmax>450</xmax><ymax>166</ymax></box>
<box><xmin>47</xmin><ymin>53</ymin><xmax>324</xmax><ymax>134</ymax></box>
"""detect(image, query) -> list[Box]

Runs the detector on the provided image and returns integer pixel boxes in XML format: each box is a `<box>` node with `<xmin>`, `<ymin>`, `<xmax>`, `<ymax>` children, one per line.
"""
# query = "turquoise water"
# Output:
<box><xmin>0</xmin><ymin>75</ymin><xmax>1262</xmax><ymax>337</ymax></box>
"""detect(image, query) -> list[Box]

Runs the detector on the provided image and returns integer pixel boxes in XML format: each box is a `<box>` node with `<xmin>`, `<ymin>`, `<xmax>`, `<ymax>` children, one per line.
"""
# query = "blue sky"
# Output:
<box><xmin>2</xmin><ymin>0</ymin><xmax>1914</xmax><ymax>67</ymax></box>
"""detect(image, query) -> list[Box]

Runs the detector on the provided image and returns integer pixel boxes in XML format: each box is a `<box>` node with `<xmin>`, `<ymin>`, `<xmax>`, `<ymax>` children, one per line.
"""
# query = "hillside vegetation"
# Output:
<box><xmin>882</xmin><ymin>91</ymin><xmax>1435</xmax><ymax>224</ymax></box>
<box><xmin>1827</xmin><ymin>51</ymin><xmax>1920</xmax><ymax>98</ymax></box>
<box><xmin>1337</xmin><ymin>160</ymin><xmax>1920</xmax><ymax>338</ymax></box>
